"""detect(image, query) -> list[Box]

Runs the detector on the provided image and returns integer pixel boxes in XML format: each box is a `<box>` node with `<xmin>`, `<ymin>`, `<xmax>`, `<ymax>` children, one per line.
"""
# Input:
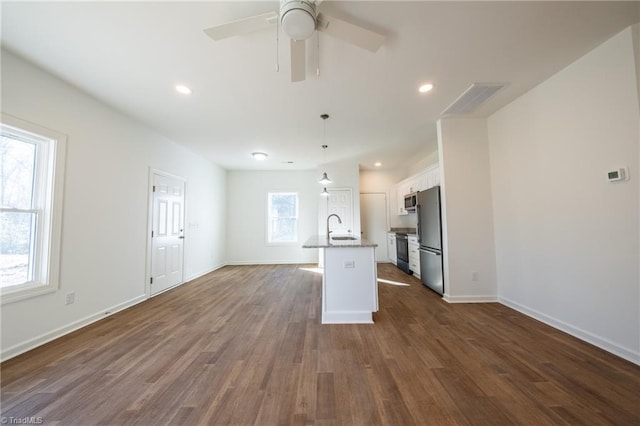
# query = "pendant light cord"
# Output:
<box><xmin>322</xmin><ymin>113</ymin><xmax>329</xmax><ymax>164</ymax></box>
<box><xmin>319</xmin><ymin>114</ymin><xmax>331</xmax><ymax>189</ymax></box>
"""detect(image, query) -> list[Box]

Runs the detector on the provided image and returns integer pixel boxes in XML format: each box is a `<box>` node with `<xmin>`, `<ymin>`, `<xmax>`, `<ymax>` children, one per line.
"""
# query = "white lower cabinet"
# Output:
<box><xmin>388</xmin><ymin>233</ymin><xmax>397</xmax><ymax>265</ymax></box>
<box><xmin>408</xmin><ymin>235</ymin><xmax>420</xmax><ymax>278</ymax></box>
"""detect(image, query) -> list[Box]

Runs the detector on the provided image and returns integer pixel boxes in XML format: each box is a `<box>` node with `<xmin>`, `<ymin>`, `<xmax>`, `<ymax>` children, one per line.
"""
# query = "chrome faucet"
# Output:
<box><xmin>326</xmin><ymin>214</ymin><xmax>342</xmax><ymax>238</ymax></box>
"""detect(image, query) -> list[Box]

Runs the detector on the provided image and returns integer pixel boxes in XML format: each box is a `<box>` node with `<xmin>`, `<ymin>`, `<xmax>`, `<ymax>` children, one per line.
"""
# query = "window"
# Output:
<box><xmin>267</xmin><ymin>192</ymin><xmax>298</xmax><ymax>244</ymax></box>
<box><xmin>1</xmin><ymin>115</ymin><xmax>66</xmax><ymax>304</ymax></box>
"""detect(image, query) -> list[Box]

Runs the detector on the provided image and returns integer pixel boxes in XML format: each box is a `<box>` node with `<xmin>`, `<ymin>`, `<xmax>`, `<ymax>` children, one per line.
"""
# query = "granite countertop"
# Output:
<box><xmin>302</xmin><ymin>235</ymin><xmax>378</xmax><ymax>248</ymax></box>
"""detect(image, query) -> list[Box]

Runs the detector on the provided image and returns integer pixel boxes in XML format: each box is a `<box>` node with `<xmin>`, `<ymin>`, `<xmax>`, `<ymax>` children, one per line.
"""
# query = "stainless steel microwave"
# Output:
<box><xmin>404</xmin><ymin>192</ymin><xmax>418</xmax><ymax>211</ymax></box>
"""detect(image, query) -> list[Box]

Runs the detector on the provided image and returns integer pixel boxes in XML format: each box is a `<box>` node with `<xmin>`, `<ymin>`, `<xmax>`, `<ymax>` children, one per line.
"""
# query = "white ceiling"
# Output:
<box><xmin>2</xmin><ymin>1</ymin><xmax>638</xmax><ymax>171</ymax></box>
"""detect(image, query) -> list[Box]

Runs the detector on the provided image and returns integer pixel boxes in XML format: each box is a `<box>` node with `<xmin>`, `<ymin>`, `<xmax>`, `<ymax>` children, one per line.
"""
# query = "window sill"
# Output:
<box><xmin>1</xmin><ymin>284</ymin><xmax>57</xmax><ymax>305</ymax></box>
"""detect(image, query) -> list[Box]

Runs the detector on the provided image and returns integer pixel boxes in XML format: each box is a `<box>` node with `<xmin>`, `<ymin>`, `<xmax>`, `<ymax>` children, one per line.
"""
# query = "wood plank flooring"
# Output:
<box><xmin>1</xmin><ymin>264</ymin><xmax>639</xmax><ymax>425</ymax></box>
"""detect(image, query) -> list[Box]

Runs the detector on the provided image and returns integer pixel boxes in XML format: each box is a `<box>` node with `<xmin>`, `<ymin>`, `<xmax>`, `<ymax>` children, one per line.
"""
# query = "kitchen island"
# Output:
<box><xmin>303</xmin><ymin>236</ymin><xmax>378</xmax><ymax>324</ymax></box>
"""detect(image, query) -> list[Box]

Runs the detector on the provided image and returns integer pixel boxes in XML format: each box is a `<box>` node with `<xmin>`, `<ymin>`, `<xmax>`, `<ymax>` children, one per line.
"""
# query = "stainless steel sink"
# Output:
<box><xmin>331</xmin><ymin>236</ymin><xmax>358</xmax><ymax>240</ymax></box>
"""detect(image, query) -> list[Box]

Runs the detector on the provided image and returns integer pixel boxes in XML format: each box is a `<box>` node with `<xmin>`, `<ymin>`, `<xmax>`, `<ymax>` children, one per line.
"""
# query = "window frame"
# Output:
<box><xmin>266</xmin><ymin>191</ymin><xmax>299</xmax><ymax>245</ymax></box>
<box><xmin>1</xmin><ymin>114</ymin><xmax>66</xmax><ymax>304</ymax></box>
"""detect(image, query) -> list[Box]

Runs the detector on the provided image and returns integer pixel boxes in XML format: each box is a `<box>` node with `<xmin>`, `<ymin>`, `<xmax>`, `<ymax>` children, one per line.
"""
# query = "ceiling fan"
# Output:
<box><xmin>203</xmin><ymin>0</ymin><xmax>385</xmax><ymax>82</ymax></box>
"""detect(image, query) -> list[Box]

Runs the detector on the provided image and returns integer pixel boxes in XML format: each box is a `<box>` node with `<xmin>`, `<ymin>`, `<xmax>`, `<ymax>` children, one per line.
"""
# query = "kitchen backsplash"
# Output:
<box><xmin>389</xmin><ymin>227</ymin><xmax>417</xmax><ymax>234</ymax></box>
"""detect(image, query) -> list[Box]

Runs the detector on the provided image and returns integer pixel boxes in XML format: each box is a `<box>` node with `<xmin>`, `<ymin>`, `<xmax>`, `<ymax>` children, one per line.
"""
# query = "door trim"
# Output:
<box><xmin>145</xmin><ymin>168</ymin><xmax>187</xmax><ymax>298</ymax></box>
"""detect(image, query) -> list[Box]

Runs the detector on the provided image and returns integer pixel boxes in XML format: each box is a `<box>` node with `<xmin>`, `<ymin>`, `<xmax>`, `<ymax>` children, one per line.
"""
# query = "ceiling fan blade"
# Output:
<box><xmin>203</xmin><ymin>11</ymin><xmax>278</xmax><ymax>41</ymax></box>
<box><xmin>316</xmin><ymin>13</ymin><xmax>385</xmax><ymax>52</ymax></box>
<box><xmin>290</xmin><ymin>39</ymin><xmax>306</xmax><ymax>82</ymax></box>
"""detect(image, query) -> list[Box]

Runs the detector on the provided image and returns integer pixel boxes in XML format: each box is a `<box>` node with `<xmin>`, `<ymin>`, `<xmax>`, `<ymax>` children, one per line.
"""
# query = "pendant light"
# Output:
<box><xmin>321</xmin><ymin>187</ymin><xmax>329</xmax><ymax>197</ymax></box>
<box><xmin>318</xmin><ymin>114</ymin><xmax>332</xmax><ymax>185</ymax></box>
<box><xmin>319</xmin><ymin>168</ymin><xmax>331</xmax><ymax>186</ymax></box>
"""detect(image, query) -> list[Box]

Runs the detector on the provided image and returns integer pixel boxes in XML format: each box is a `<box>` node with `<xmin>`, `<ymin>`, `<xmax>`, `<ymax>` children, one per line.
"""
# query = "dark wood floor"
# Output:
<box><xmin>1</xmin><ymin>264</ymin><xmax>639</xmax><ymax>425</ymax></box>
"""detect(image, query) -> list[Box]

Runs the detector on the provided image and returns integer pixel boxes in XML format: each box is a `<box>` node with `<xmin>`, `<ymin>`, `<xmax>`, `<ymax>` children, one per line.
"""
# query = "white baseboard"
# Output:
<box><xmin>499</xmin><ymin>296</ymin><xmax>640</xmax><ymax>365</ymax></box>
<box><xmin>1</xmin><ymin>294</ymin><xmax>147</xmax><ymax>362</ymax></box>
<box><xmin>322</xmin><ymin>311</ymin><xmax>374</xmax><ymax>324</ymax></box>
<box><xmin>443</xmin><ymin>294</ymin><xmax>499</xmax><ymax>303</ymax></box>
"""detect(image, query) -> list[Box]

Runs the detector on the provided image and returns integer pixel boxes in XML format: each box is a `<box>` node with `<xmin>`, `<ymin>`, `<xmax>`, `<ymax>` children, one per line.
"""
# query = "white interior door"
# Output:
<box><xmin>327</xmin><ymin>188</ymin><xmax>353</xmax><ymax>235</ymax></box>
<box><xmin>150</xmin><ymin>172</ymin><xmax>185</xmax><ymax>295</ymax></box>
<box><xmin>360</xmin><ymin>193</ymin><xmax>388</xmax><ymax>262</ymax></box>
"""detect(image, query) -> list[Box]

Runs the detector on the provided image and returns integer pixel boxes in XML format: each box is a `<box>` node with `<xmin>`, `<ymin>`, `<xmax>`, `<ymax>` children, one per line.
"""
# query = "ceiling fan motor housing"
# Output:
<box><xmin>280</xmin><ymin>0</ymin><xmax>317</xmax><ymax>40</ymax></box>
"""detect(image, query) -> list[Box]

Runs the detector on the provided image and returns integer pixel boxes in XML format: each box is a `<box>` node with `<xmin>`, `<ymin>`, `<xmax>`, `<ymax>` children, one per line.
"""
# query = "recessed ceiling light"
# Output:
<box><xmin>374</xmin><ymin>162</ymin><xmax>382</xmax><ymax>167</ymax></box>
<box><xmin>252</xmin><ymin>152</ymin><xmax>268</xmax><ymax>161</ymax></box>
<box><xmin>418</xmin><ymin>83</ymin><xmax>434</xmax><ymax>93</ymax></box>
<box><xmin>175</xmin><ymin>85</ymin><xmax>192</xmax><ymax>95</ymax></box>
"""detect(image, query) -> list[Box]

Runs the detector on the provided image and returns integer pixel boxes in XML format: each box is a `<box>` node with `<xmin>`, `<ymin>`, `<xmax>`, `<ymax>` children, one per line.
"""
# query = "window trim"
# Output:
<box><xmin>266</xmin><ymin>191</ymin><xmax>299</xmax><ymax>245</ymax></box>
<box><xmin>1</xmin><ymin>114</ymin><xmax>66</xmax><ymax>304</ymax></box>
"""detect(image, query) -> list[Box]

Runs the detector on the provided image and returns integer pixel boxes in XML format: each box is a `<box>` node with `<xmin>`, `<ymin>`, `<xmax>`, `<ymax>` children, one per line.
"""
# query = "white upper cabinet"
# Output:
<box><xmin>395</xmin><ymin>164</ymin><xmax>440</xmax><ymax>215</ymax></box>
<box><xmin>396</xmin><ymin>181</ymin><xmax>410</xmax><ymax>215</ymax></box>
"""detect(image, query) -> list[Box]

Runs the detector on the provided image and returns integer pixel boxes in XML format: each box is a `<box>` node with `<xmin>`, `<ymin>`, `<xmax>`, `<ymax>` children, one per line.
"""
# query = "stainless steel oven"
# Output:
<box><xmin>396</xmin><ymin>233</ymin><xmax>411</xmax><ymax>274</ymax></box>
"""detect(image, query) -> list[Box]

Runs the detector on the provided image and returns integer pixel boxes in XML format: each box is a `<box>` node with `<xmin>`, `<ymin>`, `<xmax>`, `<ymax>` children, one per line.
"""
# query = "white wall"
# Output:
<box><xmin>360</xmin><ymin>149</ymin><xmax>439</xmax><ymax>230</ymax></box>
<box><xmin>406</xmin><ymin>150</ymin><xmax>439</xmax><ymax>177</ymax></box>
<box><xmin>226</xmin><ymin>170</ymin><xmax>319</xmax><ymax>264</ymax></box>
<box><xmin>360</xmin><ymin>168</ymin><xmax>411</xmax><ymax>229</ymax></box>
<box><xmin>1</xmin><ymin>49</ymin><xmax>227</xmax><ymax>360</ymax></box>
<box><xmin>487</xmin><ymin>26</ymin><xmax>640</xmax><ymax>363</ymax></box>
<box><xmin>438</xmin><ymin>118</ymin><xmax>498</xmax><ymax>302</ymax></box>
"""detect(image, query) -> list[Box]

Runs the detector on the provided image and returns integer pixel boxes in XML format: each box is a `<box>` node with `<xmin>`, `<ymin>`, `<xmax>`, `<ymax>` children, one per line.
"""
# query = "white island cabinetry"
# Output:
<box><xmin>303</xmin><ymin>236</ymin><xmax>378</xmax><ymax>324</ymax></box>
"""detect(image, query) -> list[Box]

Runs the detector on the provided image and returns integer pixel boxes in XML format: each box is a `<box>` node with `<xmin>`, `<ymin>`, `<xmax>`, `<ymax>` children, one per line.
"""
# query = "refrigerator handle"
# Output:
<box><xmin>419</xmin><ymin>248</ymin><xmax>441</xmax><ymax>256</ymax></box>
<box><xmin>416</xmin><ymin>204</ymin><xmax>421</xmax><ymax>243</ymax></box>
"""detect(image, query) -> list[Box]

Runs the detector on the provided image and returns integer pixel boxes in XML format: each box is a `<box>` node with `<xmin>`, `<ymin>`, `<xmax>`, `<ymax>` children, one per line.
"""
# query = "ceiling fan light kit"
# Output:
<box><xmin>280</xmin><ymin>0</ymin><xmax>316</xmax><ymax>40</ymax></box>
<box><xmin>203</xmin><ymin>0</ymin><xmax>385</xmax><ymax>83</ymax></box>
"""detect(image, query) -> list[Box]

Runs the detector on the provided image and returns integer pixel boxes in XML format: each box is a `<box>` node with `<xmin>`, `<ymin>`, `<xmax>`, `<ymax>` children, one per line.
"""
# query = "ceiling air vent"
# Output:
<box><xmin>442</xmin><ymin>83</ymin><xmax>506</xmax><ymax>116</ymax></box>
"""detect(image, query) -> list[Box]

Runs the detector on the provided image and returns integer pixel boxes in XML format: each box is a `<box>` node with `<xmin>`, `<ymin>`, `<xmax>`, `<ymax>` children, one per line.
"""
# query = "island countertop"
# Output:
<box><xmin>302</xmin><ymin>235</ymin><xmax>378</xmax><ymax>248</ymax></box>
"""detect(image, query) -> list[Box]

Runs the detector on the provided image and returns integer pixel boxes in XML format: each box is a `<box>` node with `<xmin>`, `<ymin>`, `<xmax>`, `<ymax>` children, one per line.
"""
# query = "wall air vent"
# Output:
<box><xmin>442</xmin><ymin>83</ymin><xmax>506</xmax><ymax>116</ymax></box>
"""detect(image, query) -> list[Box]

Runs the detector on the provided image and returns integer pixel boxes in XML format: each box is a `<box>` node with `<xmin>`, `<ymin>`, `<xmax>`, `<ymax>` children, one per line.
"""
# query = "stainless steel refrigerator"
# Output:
<box><xmin>417</xmin><ymin>186</ymin><xmax>444</xmax><ymax>295</ymax></box>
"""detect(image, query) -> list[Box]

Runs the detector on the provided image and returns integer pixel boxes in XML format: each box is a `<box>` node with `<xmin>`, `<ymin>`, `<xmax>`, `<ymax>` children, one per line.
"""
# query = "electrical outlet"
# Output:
<box><xmin>65</xmin><ymin>292</ymin><xmax>75</xmax><ymax>305</ymax></box>
<box><xmin>471</xmin><ymin>272</ymin><xmax>479</xmax><ymax>282</ymax></box>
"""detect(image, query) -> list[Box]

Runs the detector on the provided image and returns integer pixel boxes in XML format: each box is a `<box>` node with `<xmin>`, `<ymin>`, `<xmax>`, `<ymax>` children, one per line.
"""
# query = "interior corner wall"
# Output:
<box><xmin>633</xmin><ymin>23</ymin><xmax>640</xmax><ymax>111</ymax></box>
<box><xmin>226</xmin><ymin>170</ymin><xmax>319</xmax><ymax>265</ymax></box>
<box><xmin>1</xmin><ymin>49</ymin><xmax>227</xmax><ymax>360</ymax></box>
<box><xmin>487</xmin><ymin>26</ymin><xmax>640</xmax><ymax>363</ymax></box>
<box><xmin>437</xmin><ymin>118</ymin><xmax>498</xmax><ymax>302</ymax></box>
<box><xmin>359</xmin><ymin>168</ymin><xmax>414</xmax><ymax>229</ymax></box>
<box><xmin>406</xmin><ymin>149</ymin><xmax>439</xmax><ymax>177</ymax></box>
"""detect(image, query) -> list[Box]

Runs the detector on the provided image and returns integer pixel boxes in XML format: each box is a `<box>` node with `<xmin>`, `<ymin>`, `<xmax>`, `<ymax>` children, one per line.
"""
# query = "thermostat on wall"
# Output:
<box><xmin>607</xmin><ymin>167</ymin><xmax>628</xmax><ymax>182</ymax></box>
